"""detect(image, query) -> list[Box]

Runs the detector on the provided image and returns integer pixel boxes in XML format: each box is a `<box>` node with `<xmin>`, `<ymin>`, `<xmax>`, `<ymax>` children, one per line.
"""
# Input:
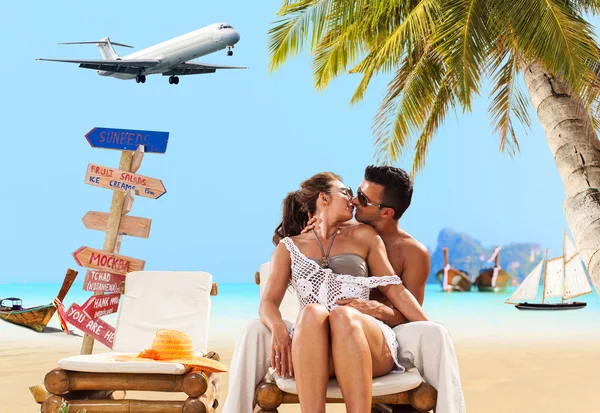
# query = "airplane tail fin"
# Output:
<box><xmin>58</xmin><ymin>37</ymin><xmax>133</xmax><ymax>60</ymax></box>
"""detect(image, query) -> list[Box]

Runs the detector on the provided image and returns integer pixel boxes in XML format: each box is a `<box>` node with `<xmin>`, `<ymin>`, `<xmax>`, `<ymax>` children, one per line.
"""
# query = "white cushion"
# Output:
<box><xmin>272</xmin><ymin>368</ymin><xmax>423</xmax><ymax>397</ymax></box>
<box><xmin>112</xmin><ymin>271</ymin><xmax>212</xmax><ymax>354</ymax></box>
<box><xmin>58</xmin><ymin>352</ymin><xmax>191</xmax><ymax>374</ymax></box>
<box><xmin>59</xmin><ymin>271</ymin><xmax>213</xmax><ymax>374</ymax></box>
<box><xmin>259</xmin><ymin>262</ymin><xmax>299</xmax><ymax>322</ymax></box>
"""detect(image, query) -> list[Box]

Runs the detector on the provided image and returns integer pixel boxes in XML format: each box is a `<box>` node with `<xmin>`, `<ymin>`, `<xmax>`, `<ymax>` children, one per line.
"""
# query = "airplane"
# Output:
<box><xmin>36</xmin><ymin>23</ymin><xmax>246</xmax><ymax>85</ymax></box>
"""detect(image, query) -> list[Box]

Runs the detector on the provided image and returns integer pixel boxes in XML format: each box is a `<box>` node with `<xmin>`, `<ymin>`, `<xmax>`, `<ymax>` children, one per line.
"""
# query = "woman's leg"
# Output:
<box><xmin>292</xmin><ymin>303</ymin><xmax>331</xmax><ymax>413</ymax></box>
<box><xmin>329</xmin><ymin>306</ymin><xmax>395</xmax><ymax>413</ymax></box>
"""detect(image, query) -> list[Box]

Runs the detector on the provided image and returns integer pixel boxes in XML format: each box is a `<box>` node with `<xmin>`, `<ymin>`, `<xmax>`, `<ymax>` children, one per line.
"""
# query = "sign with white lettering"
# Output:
<box><xmin>83</xmin><ymin>270</ymin><xmax>126</xmax><ymax>293</ymax></box>
<box><xmin>84</xmin><ymin>163</ymin><xmax>166</xmax><ymax>199</ymax></box>
<box><xmin>72</xmin><ymin>246</ymin><xmax>145</xmax><ymax>275</ymax></box>
<box><xmin>64</xmin><ymin>303</ymin><xmax>115</xmax><ymax>349</ymax></box>
<box><xmin>81</xmin><ymin>293</ymin><xmax>120</xmax><ymax>319</ymax></box>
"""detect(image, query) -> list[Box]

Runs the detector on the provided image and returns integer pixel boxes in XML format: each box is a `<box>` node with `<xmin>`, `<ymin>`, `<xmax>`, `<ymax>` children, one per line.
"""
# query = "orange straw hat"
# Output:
<box><xmin>116</xmin><ymin>329</ymin><xmax>228</xmax><ymax>373</ymax></box>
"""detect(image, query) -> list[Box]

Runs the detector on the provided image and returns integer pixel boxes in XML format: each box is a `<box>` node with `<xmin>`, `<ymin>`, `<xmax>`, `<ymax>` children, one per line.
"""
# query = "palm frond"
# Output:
<box><xmin>506</xmin><ymin>0</ymin><xmax>599</xmax><ymax>95</ymax></box>
<box><xmin>433</xmin><ymin>0</ymin><xmax>491</xmax><ymax>109</ymax></box>
<box><xmin>488</xmin><ymin>48</ymin><xmax>530</xmax><ymax>156</ymax></box>
<box><xmin>268</xmin><ymin>0</ymin><xmax>332</xmax><ymax>73</ymax></box>
<box><xmin>410</xmin><ymin>75</ymin><xmax>456</xmax><ymax>176</ymax></box>
<box><xmin>369</xmin><ymin>0</ymin><xmax>441</xmax><ymax>76</ymax></box>
<box><xmin>312</xmin><ymin>16</ymin><xmax>366</xmax><ymax>90</ymax></box>
<box><xmin>372</xmin><ymin>46</ymin><xmax>444</xmax><ymax>163</ymax></box>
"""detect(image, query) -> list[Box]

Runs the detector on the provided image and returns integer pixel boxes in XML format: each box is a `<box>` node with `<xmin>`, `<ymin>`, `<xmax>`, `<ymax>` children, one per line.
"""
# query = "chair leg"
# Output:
<box><xmin>255</xmin><ymin>379</ymin><xmax>283</xmax><ymax>413</ymax></box>
<box><xmin>409</xmin><ymin>382</ymin><xmax>437</xmax><ymax>412</ymax></box>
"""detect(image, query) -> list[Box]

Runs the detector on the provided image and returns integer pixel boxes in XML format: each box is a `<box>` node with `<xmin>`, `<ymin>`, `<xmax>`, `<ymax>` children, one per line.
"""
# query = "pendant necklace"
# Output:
<box><xmin>312</xmin><ymin>228</ymin><xmax>339</xmax><ymax>268</ymax></box>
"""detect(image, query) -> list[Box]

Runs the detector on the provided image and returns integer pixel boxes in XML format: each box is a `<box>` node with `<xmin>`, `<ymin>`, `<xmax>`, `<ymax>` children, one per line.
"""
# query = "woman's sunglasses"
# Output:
<box><xmin>357</xmin><ymin>188</ymin><xmax>387</xmax><ymax>208</ymax></box>
<box><xmin>339</xmin><ymin>187</ymin><xmax>354</xmax><ymax>198</ymax></box>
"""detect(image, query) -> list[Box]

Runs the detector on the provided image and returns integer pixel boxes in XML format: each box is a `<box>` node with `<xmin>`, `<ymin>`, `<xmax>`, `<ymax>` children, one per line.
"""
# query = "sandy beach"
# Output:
<box><xmin>2</xmin><ymin>313</ymin><xmax>600</xmax><ymax>413</ymax></box>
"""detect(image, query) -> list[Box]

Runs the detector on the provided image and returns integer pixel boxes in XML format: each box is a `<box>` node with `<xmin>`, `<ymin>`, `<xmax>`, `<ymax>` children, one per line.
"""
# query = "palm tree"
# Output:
<box><xmin>268</xmin><ymin>0</ymin><xmax>600</xmax><ymax>293</ymax></box>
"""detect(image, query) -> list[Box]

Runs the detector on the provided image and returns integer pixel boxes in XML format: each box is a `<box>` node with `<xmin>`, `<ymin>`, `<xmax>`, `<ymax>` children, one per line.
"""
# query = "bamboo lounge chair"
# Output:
<box><xmin>39</xmin><ymin>270</ymin><xmax>222</xmax><ymax>413</ymax></box>
<box><xmin>253</xmin><ymin>263</ymin><xmax>437</xmax><ymax>413</ymax></box>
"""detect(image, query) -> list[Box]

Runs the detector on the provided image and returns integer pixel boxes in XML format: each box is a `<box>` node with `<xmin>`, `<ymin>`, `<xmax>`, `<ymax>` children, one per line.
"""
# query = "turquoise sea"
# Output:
<box><xmin>2</xmin><ymin>283</ymin><xmax>600</xmax><ymax>343</ymax></box>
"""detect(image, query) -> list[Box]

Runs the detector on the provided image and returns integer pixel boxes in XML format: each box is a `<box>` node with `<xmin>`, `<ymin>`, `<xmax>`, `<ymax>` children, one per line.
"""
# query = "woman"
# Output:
<box><xmin>259</xmin><ymin>172</ymin><xmax>429</xmax><ymax>413</ymax></box>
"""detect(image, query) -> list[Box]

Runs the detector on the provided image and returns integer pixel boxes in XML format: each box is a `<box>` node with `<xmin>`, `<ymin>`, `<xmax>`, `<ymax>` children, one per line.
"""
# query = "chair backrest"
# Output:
<box><xmin>112</xmin><ymin>271</ymin><xmax>213</xmax><ymax>354</ymax></box>
<box><xmin>259</xmin><ymin>262</ymin><xmax>300</xmax><ymax>323</ymax></box>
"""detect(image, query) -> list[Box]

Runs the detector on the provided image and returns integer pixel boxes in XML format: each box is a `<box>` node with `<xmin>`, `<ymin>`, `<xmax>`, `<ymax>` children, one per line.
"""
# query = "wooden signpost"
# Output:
<box><xmin>63</xmin><ymin>126</ymin><xmax>169</xmax><ymax>354</ymax></box>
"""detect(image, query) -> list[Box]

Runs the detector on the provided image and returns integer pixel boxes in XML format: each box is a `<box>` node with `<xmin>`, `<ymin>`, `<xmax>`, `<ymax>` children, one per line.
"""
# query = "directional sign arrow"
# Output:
<box><xmin>85</xmin><ymin>127</ymin><xmax>169</xmax><ymax>154</ymax></box>
<box><xmin>84</xmin><ymin>163</ymin><xmax>166</xmax><ymax>199</ymax></box>
<box><xmin>83</xmin><ymin>270</ymin><xmax>126</xmax><ymax>293</ymax></box>
<box><xmin>82</xmin><ymin>211</ymin><xmax>151</xmax><ymax>238</ymax></box>
<box><xmin>73</xmin><ymin>246</ymin><xmax>145</xmax><ymax>275</ymax></box>
<box><xmin>81</xmin><ymin>293</ymin><xmax>120</xmax><ymax>319</ymax></box>
<box><xmin>64</xmin><ymin>303</ymin><xmax>115</xmax><ymax>349</ymax></box>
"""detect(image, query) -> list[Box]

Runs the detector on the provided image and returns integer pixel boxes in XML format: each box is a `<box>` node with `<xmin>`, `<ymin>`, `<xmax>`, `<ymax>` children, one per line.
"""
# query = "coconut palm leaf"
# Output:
<box><xmin>411</xmin><ymin>74</ymin><xmax>456</xmax><ymax>175</ymax></box>
<box><xmin>433</xmin><ymin>0</ymin><xmax>491</xmax><ymax>109</ymax></box>
<box><xmin>372</xmin><ymin>46</ymin><xmax>444</xmax><ymax>162</ymax></box>
<box><xmin>268</xmin><ymin>0</ymin><xmax>332</xmax><ymax>73</ymax></box>
<box><xmin>487</xmin><ymin>45</ymin><xmax>530</xmax><ymax>156</ymax></box>
<box><xmin>505</xmin><ymin>0</ymin><xmax>598</xmax><ymax>95</ymax></box>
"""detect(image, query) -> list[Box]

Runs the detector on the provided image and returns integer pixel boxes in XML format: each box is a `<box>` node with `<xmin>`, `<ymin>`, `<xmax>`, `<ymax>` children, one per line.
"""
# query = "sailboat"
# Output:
<box><xmin>505</xmin><ymin>230</ymin><xmax>593</xmax><ymax>310</ymax></box>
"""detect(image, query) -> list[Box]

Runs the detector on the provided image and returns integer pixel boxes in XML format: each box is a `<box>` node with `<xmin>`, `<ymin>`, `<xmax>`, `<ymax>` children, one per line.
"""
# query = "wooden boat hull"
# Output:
<box><xmin>436</xmin><ymin>270</ymin><xmax>472</xmax><ymax>292</ymax></box>
<box><xmin>0</xmin><ymin>304</ymin><xmax>57</xmax><ymax>332</ymax></box>
<box><xmin>474</xmin><ymin>268</ymin><xmax>511</xmax><ymax>292</ymax></box>
<box><xmin>515</xmin><ymin>302</ymin><xmax>587</xmax><ymax>311</ymax></box>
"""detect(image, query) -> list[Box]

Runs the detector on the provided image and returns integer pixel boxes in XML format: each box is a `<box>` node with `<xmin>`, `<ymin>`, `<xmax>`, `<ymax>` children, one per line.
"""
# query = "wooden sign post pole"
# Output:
<box><xmin>80</xmin><ymin>150</ymin><xmax>135</xmax><ymax>355</ymax></box>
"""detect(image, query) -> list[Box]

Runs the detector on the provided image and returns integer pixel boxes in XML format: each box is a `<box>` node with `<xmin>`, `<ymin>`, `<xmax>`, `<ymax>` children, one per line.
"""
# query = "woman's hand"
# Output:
<box><xmin>271</xmin><ymin>323</ymin><xmax>294</xmax><ymax>377</ymax></box>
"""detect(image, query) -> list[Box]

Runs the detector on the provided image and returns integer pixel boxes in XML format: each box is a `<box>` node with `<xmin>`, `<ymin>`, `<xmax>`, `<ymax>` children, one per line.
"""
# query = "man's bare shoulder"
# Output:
<box><xmin>390</xmin><ymin>231</ymin><xmax>430</xmax><ymax>261</ymax></box>
<box><xmin>347</xmin><ymin>222</ymin><xmax>379</xmax><ymax>238</ymax></box>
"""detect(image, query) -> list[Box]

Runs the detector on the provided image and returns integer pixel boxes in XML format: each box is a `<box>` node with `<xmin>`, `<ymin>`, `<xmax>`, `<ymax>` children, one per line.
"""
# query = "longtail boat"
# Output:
<box><xmin>0</xmin><ymin>269</ymin><xmax>78</xmax><ymax>332</ymax></box>
<box><xmin>436</xmin><ymin>248</ymin><xmax>472</xmax><ymax>292</ymax></box>
<box><xmin>474</xmin><ymin>246</ymin><xmax>512</xmax><ymax>292</ymax></box>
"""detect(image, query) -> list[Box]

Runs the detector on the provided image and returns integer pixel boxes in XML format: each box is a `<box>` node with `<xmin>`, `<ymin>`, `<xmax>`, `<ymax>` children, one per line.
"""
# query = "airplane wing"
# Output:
<box><xmin>36</xmin><ymin>58</ymin><xmax>160</xmax><ymax>74</ymax></box>
<box><xmin>162</xmin><ymin>62</ymin><xmax>248</xmax><ymax>76</ymax></box>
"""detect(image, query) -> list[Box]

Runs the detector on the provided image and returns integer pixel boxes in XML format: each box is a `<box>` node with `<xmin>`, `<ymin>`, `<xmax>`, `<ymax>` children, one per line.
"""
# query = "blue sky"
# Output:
<box><xmin>0</xmin><ymin>1</ymin><xmax>588</xmax><ymax>283</ymax></box>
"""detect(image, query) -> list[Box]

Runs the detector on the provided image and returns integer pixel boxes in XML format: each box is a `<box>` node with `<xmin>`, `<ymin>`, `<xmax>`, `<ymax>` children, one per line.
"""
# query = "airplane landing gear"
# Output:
<box><xmin>227</xmin><ymin>46</ymin><xmax>233</xmax><ymax>56</ymax></box>
<box><xmin>135</xmin><ymin>74</ymin><xmax>146</xmax><ymax>83</ymax></box>
<box><xmin>168</xmin><ymin>76</ymin><xmax>179</xmax><ymax>85</ymax></box>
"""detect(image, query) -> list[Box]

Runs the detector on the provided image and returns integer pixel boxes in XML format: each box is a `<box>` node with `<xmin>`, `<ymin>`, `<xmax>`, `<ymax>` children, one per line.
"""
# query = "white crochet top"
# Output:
<box><xmin>280</xmin><ymin>237</ymin><xmax>403</xmax><ymax>311</ymax></box>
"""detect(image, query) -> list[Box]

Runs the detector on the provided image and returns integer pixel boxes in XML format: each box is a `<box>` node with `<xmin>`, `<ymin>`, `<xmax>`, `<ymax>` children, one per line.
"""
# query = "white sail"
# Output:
<box><xmin>564</xmin><ymin>231</ymin><xmax>578</xmax><ymax>262</ymax></box>
<box><xmin>544</xmin><ymin>257</ymin><xmax>564</xmax><ymax>299</ymax></box>
<box><xmin>563</xmin><ymin>255</ymin><xmax>593</xmax><ymax>299</ymax></box>
<box><xmin>505</xmin><ymin>260</ymin><xmax>543</xmax><ymax>303</ymax></box>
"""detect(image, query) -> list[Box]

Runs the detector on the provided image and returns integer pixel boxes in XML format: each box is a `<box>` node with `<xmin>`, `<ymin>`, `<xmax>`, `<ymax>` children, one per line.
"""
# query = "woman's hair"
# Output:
<box><xmin>272</xmin><ymin>172</ymin><xmax>342</xmax><ymax>245</ymax></box>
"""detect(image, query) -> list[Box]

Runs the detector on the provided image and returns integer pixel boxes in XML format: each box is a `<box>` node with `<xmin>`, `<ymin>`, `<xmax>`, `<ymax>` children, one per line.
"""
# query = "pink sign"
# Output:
<box><xmin>83</xmin><ymin>270</ymin><xmax>126</xmax><ymax>293</ymax></box>
<box><xmin>64</xmin><ymin>303</ymin><xmax>115</xmax><ymax>348</ymax></box>
<box><xmin>81</xmin><ymin>293</ymin><xmax>121</xmax><ymax>319</ymax></box>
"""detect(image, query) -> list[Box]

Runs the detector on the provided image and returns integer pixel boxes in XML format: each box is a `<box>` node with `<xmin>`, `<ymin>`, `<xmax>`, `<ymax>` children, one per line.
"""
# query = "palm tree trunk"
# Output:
<box><xmin>523</xmin><ymin>62</ymin><xmax>600</xmax><ymax>295</ymax></box>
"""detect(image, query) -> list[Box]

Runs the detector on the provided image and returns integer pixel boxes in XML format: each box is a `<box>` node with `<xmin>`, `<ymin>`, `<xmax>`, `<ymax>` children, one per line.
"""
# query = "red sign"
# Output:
<box><xmin>81</xmin><ymin>293</ymin><xmax>121</xmax><ymax>319</ymax></box>
<box><xmin>83</xmin><ymin>270</ymin><xmax>125</xmax><ymax>293</ymax></box>
<box><xmin>64</xmin><ymin>303</ymin><xmax>115</xmax><ymax>348</ymax></box>
<box><xmin>72</xmin><ymin>246</ymin><xmax>145</xmax><ymax>275</ymax></box>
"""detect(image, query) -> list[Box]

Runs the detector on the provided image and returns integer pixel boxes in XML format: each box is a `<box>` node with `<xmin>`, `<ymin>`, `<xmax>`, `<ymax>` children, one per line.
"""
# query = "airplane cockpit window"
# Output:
<box><xmin>218</xmin><ymin>24</ymin><xmax>234</xmax><ymax>30</ymax></box>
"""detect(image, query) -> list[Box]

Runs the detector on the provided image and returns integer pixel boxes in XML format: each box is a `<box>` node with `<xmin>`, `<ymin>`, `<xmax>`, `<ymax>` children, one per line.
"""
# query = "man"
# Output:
<box><xmin>222</xmin><ymin>165</ymin><xmax>466</xmax><ymax>413</ymax></box>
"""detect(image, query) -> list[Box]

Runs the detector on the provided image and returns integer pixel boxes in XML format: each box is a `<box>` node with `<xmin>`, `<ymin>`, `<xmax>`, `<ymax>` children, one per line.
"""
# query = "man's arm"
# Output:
<box><xmin>338</xmin><ymin>241</ymin><xmax>430</xmax><ymax>327</ymax></box>
<box><xmin>383</xmin><ymin>242</ymin><xmax>430</xmax><ymax>326</ymax></box>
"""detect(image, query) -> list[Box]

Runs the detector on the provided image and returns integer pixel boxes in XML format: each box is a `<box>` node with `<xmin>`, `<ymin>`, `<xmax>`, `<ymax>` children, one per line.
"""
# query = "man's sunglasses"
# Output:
<box><xmin>357</xmin><ymin>188</ymin><xmax>387</xmax><ymax>208</ymax></box>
